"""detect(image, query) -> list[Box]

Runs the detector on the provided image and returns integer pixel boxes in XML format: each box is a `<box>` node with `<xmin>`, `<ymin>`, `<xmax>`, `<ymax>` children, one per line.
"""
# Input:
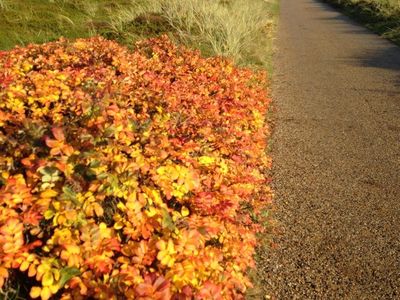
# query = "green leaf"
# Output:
<box><xmin>90</xmin><ymin>160</ymin><xmax>101</xmax><ymax>168</ymax></box>
<box><xmin>61</xmin><ymin>186</ymin><xmax>80</xmax><ymax>206</ymax></box>
<box><xmin>39</xmin><ymin>166</ymin><xmax>59</xmax><ymax>176</ymax></box>
<box><xmin>58</xmin><ymin>267</ymin><xmax>81</xmax><ymax>288</ymax></box>
<box><xmin>104</xmin><ymin>126</ymin><xmax>115</xmax><ymax>137</ymax></box>
<box><xmin>42</xmin><ymin>175</ymin><xmax>53</xmax><ymax>182</ymax></box>
<box><xmin>97</xmin><ymin>173</ymin><xmax>108</xmax><ymax>180</ymax></box>
<box><xmin>129</xmin><ymin>119</ymin><xmax>139</xmax><ymax>132</ymax></box>
<box><xmin>81</xmin><ymin>150</ymin><xmax>96</xmax><ymax>158</ymax></box>
<box><xmin>62</xmin><ymin>186</ymin><xmax>76</xmax><ymax>199</ymax></box>
<box><xmin>161</xmin><ymin>209</ymin><xmax>175</xmax><ymax>231</ymax></box>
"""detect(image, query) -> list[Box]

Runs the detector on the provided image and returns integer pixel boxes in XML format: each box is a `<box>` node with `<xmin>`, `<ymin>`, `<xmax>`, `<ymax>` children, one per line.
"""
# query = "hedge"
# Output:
<box><xmin>0</xmin><ymin>36</ymin><xmax>272</xmax><ymax>299</ymax></box>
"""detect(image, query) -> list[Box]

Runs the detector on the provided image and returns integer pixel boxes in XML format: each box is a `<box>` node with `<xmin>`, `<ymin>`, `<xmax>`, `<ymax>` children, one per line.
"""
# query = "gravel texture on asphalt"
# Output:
<box><xmin>259</xmin><ymin>0</ymin><xmax>400</xmax><ymax>299</ymax></box>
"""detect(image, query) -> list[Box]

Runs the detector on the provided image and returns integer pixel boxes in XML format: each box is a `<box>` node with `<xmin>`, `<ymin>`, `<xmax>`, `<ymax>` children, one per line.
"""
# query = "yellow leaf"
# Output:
<box><xmin>53</xmin><ymin>269</ymin><xmax>60</xmax><ymax>281</ymax></box>
<box><xmin>44</xmin><ymin>210</ymin><xmax>55</xmax><ymax>220</ymax></box>
<box><xmin>126</xmin><ymin>200</ymin><xmax>141</xmax><ymax>211</ymax></box>
<box><xmin>169</xmin><ymin>166</ymin><xmax>180</xmax><ymax>181</ymax></box>
<box><xmin>40</xmin><ymin>189</ymin><xmax>58</xmax><ymax>198</ymax></box>
<box><xmin>41</xmin><ymin>286</ymin><xmax>52</xmax><ymax>300</ymax></box>
<box><xmin>145</xmin><ymin>206</ymin><xmax>157</xmax><ymax>217</ymax></box>
<box><xmin>114</xmin><ymin>221</ymin><xmax>124</xmax><ymax>230</ymax></box>
<box><xmin>22</xmin><ymin>62</ymin><xmax>33</xmax><ymax>72</ymax></box>
<box><xmin>156</xmin><ymin>240</ymin><xmax>166</xmax><ymax>250</ymax></box>
<box><xmin>55</xmin><ymin>214</ymin><xmax>66</xmax><ymax>226</ymax></box>
<box><xmin>198</xmin><ymin>156</ymin><xmax>215</xmax><ymax>166</ymax></box>
<box><xmin>93</xmin><ymin>203</ymin><xmax>104</xmax><ymax>217</ymax></box>
<box><xmin>36</xmin><ymin>264</ymin><xmax>46</xmax><ymax>277</ymax></box>
<box><xmin>42</xmin><ymin>271</ymin><xmax>54</xmax><ymax>286</ymax></box>
<box><xmin>161</xmin><ymin>255</ymin><xmax>173</xmax><ymax>266</ymax></box>
<box><xmin>116</xmin><ymin>201</ymin><xmax>126</xmax><ymax>211</ymax></box>
<box><xmin>66</xmin><ymin>245</ymin><xmax>80</xmax><ymax>254</ymax></box>
<box><xmin>219</xmin><ymin>160</ymin><xmax>229</xmax><ymax>174</ymax></box>
<box><xmin>49</xmin><ymin>283</ymin><xmax>60</xmax><ymax>294</ymax></box>
<box><xmin>156</xmin><ymin>166</ymin><xmax>166</xmax><ymax>175</ymax></box>
<box><xmin>99</xmin><ymin>223</ymin><xmax>108</xmax><ymax>232</ymax></box>
<box><xmin>20</xmin><ymin>261</ymin><xmax>30</xmax><ymax>272</ymax></box>
<box><xmin>30</xmin><ymin>286</ymin><xmax>41</xmax><ymax>299</ymax></box>
<box><xmin>52</xmin><ymin>201</ymin><xmax>60</xmax><ymax>210</ymax></box>
<box><xmin>181</xmin><ymin>206</ymin><xmax>190</xmax><ymax>217</ymax></box>
<box><xmin>167</xmin><ymin>239</ymin><xmax>175</xmax><ymax>253</ymax></box>
<box><xmin>27</xmin><ymin>254</ymin><xmax>36</xmax><ymax>262</ymax></box>
<box><xmin>150</xmin><ymin>189</ymin><xmax>162</xmax><ymax>205</ymax></box>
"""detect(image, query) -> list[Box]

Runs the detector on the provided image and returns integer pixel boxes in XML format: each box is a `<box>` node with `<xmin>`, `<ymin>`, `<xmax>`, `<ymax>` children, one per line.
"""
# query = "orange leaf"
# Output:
<box><xmin>28</xmin><ymin>264</ymin><xmax>37</xmax><ymax>277</ymax></box>
<box><xmin>51</xmin><ymin>127</ymin><xmax>65</xmax><ymax>141</ymax></box>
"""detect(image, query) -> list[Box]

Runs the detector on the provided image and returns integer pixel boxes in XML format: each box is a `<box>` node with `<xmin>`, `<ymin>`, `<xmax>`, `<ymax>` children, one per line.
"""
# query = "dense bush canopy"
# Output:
<box><xmin>0</xmin><ymin>36</ymin><xmax>271</xmax><ymax>299</ymax></box>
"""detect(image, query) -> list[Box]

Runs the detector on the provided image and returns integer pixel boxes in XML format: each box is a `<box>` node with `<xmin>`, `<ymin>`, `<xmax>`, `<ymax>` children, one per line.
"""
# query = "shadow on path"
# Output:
<box><xmin>311</xmin><ymin>1</ymin><xmax>400</xmax><ymax>72</ymax></box>
<box><xmin>350</xmin><ymin>46</ymin><xmax>400</xmax><ymax>71</ymax></box>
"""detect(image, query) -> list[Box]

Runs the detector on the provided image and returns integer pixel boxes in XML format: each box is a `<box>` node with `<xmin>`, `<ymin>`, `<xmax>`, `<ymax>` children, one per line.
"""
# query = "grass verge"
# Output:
<box><xmin>322</xmin><ymin>0</ymin><xmax>400</xmax><ymax>45</ymax></box>
<box><xmin>0</xmin><ymin>0</ymin><xmax>278</xmax><ymax>69</ymax></box>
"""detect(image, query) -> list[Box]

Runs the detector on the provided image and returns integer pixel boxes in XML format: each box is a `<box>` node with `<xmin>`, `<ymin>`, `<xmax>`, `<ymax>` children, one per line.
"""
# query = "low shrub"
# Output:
<box><xmin>0</xmin><ymin>36</ymin><xmax>272</xmax><ymax>299</ymax></box>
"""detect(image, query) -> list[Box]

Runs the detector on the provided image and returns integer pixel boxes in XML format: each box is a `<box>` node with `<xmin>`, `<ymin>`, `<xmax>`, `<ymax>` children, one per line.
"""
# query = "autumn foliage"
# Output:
<box><xmin>0</xmin><ymin>36</ymin><xmax>272</xmax><ymax>299</ymax></box>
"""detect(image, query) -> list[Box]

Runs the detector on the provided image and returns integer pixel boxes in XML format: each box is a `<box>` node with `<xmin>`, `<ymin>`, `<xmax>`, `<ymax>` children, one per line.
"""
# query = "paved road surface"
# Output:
<box><xmin>259</xmin><ymin>0</ymin><xmax>400</xmax><ymax>298</ymax></box>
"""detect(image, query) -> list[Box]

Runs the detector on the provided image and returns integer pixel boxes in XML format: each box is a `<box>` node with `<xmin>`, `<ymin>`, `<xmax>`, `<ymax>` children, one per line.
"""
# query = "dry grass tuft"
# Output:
<box><xmin>0</xmin><ymin>0</ymin><xmax>278</xmax><ymax>67</ymax></box>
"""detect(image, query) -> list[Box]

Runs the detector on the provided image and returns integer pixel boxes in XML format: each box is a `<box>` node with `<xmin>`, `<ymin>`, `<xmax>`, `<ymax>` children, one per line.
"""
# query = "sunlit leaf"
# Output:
<box><xmin>30</xmin><ymin>286</ymin><xmax>41</xmax><ymax>299</ymax></box>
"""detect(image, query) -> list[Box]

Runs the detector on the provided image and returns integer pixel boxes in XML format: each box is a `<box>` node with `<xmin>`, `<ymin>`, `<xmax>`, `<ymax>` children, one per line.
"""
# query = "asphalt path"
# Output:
<box><xmin>259</xmin><ymin>0</ymin><xmax>400</xmax><ymax>298</ymax></box>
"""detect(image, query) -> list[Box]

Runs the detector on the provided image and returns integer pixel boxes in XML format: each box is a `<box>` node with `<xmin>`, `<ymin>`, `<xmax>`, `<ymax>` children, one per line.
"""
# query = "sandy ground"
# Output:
<box><xmin>258</xmin><ymin>0</ymin><xmax>400</xmax><ymax>298</ymax></box>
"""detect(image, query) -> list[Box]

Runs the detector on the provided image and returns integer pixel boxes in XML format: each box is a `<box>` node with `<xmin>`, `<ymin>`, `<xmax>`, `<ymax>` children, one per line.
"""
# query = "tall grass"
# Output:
<box><xmin>0</xmin><ymin>0</ymin><xmax>277</xmax><ymax>67</ymax></box>
<box><xmin>159</xmin><ymin>0</ymin><xmax>273</xmax><ymax>64</ymax></box>
<box><xmin>0</xmin><ymin>0</ymin><xmax>8</xmax><ymax>10</ymax></box>
<box><xmin>103</xmin><ymin>0</ymin><xmax>276</xmax><ymax>66</ymax></box>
